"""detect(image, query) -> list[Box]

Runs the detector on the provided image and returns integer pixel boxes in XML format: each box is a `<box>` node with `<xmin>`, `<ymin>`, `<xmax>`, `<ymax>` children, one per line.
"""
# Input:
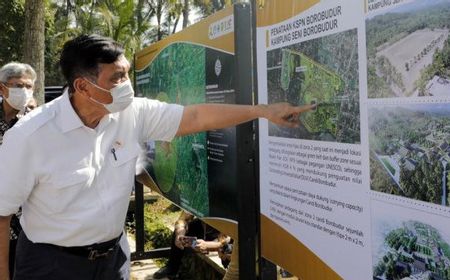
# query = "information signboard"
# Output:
<box><xmin>257</xmin><ymin>0</ymin><xmax>450</xmax><ymax>279</ymax></box>
<box><xmin>135</xmin><ymin>7</ymin><xmax>238</xmax><ymax>235</ymax></box>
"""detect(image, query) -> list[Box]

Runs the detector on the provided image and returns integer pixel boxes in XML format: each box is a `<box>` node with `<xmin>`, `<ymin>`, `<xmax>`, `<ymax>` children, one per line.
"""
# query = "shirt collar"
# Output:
<box><xmin>59</xmin><ymin>90</ymin><xmax>84</xmax><ymax>133</ymax></box>
<box><xmin>58</xmin><ymin>90</ymin><xmax>118</xmax><ymax>133</ymax></box>
<box><xmin>108</xmin><ymin>111</ymin><xmax>119</xmax><ymax>121</ymax></box>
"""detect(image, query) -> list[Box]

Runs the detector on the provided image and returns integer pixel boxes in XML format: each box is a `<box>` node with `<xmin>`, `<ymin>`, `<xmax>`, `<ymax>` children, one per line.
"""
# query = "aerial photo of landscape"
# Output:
<box><xmin>369</xmin><ymin>103</ymin><xmax>450</xmax><ymax>207</ymax></box>
<box><xmin>372</xmin><ymin>219</ymin><xmax>450</xmax><ymax>280</ymax></box>
<box><xmin>267</xmin><ymin>28</ymin><xmax>360</xmax><ymax>144</ymax></box>
<box><xmin>137</xmin><ymin>43</ymin><xmax>209</xmax><ymax>217</ymax></box>
<box><xmin>366</xmin><ymin>0</ymin><xmax>450</xmax><ymax>98</ymax></box>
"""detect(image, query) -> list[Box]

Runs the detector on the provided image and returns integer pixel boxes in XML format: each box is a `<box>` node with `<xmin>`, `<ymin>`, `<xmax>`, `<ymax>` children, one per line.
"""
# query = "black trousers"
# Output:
<box><xmin>13</xmin><ymin>232</ymin><xmax>128</xmax><ymax>280</ymax></box>
<box><xmin>9</xmin><ymin>213</ymin><xmax>22</xmax><ymax>279</ymax></box>
<box><xmin>9</xmin><ymin>239</ymin><xmax>17</xmax><ymax>279</ymax></box>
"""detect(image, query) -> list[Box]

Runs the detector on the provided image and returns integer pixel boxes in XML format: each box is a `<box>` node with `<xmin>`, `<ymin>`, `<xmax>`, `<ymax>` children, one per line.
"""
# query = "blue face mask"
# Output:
<box><xmin>86</xmin><ymin>79</ymin><xmax>134</xmax><ymax>113</ymax></box>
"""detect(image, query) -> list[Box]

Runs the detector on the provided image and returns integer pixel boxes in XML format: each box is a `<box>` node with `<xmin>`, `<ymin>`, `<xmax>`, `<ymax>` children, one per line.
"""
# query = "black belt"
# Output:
<box><xmin>44</xmin><ymin>233</ymin><xmax>122</xmax><ymax>261</ymax></box>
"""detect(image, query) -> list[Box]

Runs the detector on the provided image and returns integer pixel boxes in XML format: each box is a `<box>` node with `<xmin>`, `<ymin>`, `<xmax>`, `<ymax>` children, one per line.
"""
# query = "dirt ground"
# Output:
<box><xmin>377</xmin><ymin>28</ymin><xmax>449</xmax><ymax>95</ymax></box>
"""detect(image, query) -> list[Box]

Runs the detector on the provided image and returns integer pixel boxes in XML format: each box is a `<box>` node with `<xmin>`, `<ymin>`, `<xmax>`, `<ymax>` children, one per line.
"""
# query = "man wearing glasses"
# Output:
<box><xmin>0</xmin><ymin>62</ymin><xmax>36</xmax><ymax>145</ymax></box>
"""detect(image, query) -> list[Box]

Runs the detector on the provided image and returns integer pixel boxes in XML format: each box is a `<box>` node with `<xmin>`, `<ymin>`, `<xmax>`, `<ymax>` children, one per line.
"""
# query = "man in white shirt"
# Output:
<box><xmin>0</xmin><ymin>34</ymin><xmax>313</xmax><ymax>280</ymax></box>
<box><xmin>0</xmin><ymin>62</ymin><xmax>37</xmax><ymax>280</ymax></box>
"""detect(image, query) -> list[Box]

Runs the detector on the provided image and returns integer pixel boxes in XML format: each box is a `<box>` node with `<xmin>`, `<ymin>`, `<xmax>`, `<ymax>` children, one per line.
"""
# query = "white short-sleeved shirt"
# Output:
<box><xmin>0</xmin><ymin>92</ymin><xmax>183</xmax><ymax>246</ymax></box>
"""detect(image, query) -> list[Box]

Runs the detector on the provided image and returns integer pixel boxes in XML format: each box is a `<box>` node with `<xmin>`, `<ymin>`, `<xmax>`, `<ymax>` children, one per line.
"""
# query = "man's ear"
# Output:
<box><xmin>0</xmin><ymin>82</ymin><xmax>9</xmax><ymax>98</ymax></box>
<box><xmin>73</xmin><ymin>78</ymin><xmax>91</xmax><ymax>97</ymax></box>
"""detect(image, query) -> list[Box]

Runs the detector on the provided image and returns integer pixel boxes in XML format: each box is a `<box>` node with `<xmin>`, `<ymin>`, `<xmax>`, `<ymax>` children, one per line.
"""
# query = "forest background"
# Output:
<box><xmin>0</xmin><ymin>0</ymin><xmax>236</xmax><ymax>104</ymax></box>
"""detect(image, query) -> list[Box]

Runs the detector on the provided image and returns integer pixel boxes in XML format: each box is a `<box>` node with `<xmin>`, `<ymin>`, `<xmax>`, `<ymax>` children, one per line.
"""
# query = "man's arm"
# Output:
<box><xmin>0</xmin><ymin>215</ymin><xmax>11</xmax><ymax>280</ymax></box>
<box><xmin>176</xmin><ymin>102</ymin><xmax>315</xmax><ymax>136</ymax></box>
<box><xmin>174</xmin><ymin>212</ymin><xmax>195</xmax><ymax>250</ymax></box>
<box><xmin>194</xmin><ymin>239</ymin><xmax>222</xmax><ymax>253</ymax></box>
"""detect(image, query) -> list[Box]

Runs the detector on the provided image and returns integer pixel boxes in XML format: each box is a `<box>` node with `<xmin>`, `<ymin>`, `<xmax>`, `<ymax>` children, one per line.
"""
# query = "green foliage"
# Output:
<box><xmin>416</xmin><ymin>37</ymin><xmax>450</xmax><ymax>94</ymax></box>
<box><xmin>138</xmin><ymin>43</ymin><xmax>209</xmax><ymax>216</ymax></box>
<box><xmin>296</xmin><ymin>49</ymin><xmax>342</xmax><ymax>136</ymax></box>
<box><xmin>407</xmin><ymin>236</ymin><xmax>417</xmax><ymax>253</ymax></box>
<box><xmin>0</xmin><ymin>1</ymin><xmax>25</xmax><ymax>65</ymax></box>
<box><xmin>381</xmin><ymin>158</ymin><xmax>396</xmax><ymax>175</ymax></box>
<box><xmin>192</xmin><ymin>0</ymin><xmax>233</xmax><ymax>18</ymax></box>
<box><xmin>375</xmin><ymin>55</ymin><xmax>405</xmax><ymax>92</ymax></box>
<box><xmin>154</xmin><ymin>141</ymin><xmax>178</xmax><ymax>193</ymax></box>
<box><xmin>367</xmin><ymin>64</ymin><xmax>394</xmax><ymax>98</ymax></box>
<box><xmin>369</xmin><ymin>105</ymin><xmax>450</xmax><ymax>205</ymax></box>
<box><xmin>385</xmin><ymin>260</ymin><xmax>395</xmax><ymax>279</ymax></box>
<box><xmin>366</xmin><ymin>3</ymin><xmax>450</xmax><ymax>98</ymax></box>
<box><xmin>366</xmin><ymin>5</ymin><xmax>450</xmax><ymax>57</ymax></box>
<box><xmin>375</xmin><ymin>222</ymin><xmax>450</xmax><ymax>279</ymax></box>
<box><xmin>23</xmin><ymin>0</ymin><xmax>227</xmax><ymax>85</ymax></box>
<box><xmin>370</xmin><ymin>152</ymin><xmax>398</xmax><ymax>194</ymax></box>
<box><xmin>2</xmin><ymin>0</ymin><xmax>237</xmax><ymax>86</ymax></box>
<box><xmin>373</xmin><ymin>261</ymin><xmax>386</xmax><ymax>276</ymax></box>
<box><xmin>145</xmin><ymin>223</ymin><xmax>172</xmax><ymax>249</ymax></box>
<box><xmin>44</xmin><ymin>0</ymin><xmax>154</xmax><ymax>84</ymax></box>
<box><xmin>400</xmin><ymin>156</ymin><xmax>443</xmax><ymax>204</ymax></box>
<box><xmin>143</xmin><ymin>199</ymin><xmax>179</xmax><ymax>251</ymax></box>
<box><xmin>267</xmin><ymin>29</ymin><xmax>360</xmax><ymax>143</ymax></box>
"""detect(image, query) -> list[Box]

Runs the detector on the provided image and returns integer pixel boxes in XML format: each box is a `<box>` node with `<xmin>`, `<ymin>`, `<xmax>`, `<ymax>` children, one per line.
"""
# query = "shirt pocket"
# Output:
<box><xmin>108</xmin><ymin>143</ymin><xmax>141</xmax><ymax>188</ymax></box>
<box><xmin>110</xmin><ymin>144</ymin><xmax>141</xmax><ymax>167</ymax></box>
<box><xmin>36</xmin><ymin>167</ymin><xmax>92</xmax><ymax>214</ymax></box>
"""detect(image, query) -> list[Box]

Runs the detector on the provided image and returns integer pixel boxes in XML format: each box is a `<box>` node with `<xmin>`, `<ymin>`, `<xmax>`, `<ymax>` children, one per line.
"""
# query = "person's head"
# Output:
<box><xmin>60</xmin><ymin>34</ymin><xmax>133</xmax><ymax>113</ymax></box>
<box><xmin>0</xmin><ymin>62</ymin><xmax>36</xmax><ymax>110</ymax></box>
<box><xmin>26</xmin><ymin>97</ymin><xmax>38</xmax><ymax>111</ymax></box>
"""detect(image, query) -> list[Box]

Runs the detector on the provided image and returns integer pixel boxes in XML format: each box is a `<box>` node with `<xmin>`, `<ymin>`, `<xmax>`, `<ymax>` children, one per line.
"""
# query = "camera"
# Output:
<box><xmin>221</xmin><ymin>243</ymin><xmax>233</xmax><ymax>255</ymax></box>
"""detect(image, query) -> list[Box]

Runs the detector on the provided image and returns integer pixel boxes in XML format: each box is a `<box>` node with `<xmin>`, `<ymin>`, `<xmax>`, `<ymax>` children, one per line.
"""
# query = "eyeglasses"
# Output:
<box><xmin>5</xmin><ymin>82</ymin><xmax>33</xmax><ymax>90</ymax></box>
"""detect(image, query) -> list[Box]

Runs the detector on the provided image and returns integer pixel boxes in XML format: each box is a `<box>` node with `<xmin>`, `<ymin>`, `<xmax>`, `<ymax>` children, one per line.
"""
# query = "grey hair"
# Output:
<box><xmin>0</xmin><ymin>62</ymin><xmax>37</xmax><ymax>83</ymax></box>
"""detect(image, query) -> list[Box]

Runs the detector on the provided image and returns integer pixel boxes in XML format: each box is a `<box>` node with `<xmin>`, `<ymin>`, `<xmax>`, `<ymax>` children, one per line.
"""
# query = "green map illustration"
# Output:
<box><xmin>281</xmin><ymin>49</ymin><xmax>344</xmax><ymax>136</ymax></box>
<box><xmin>137</xmin><ymin>43</ymin><xmax>209</xmax><ymax>216</ymax></box>
<box><xmin>267</xmin><ymin>28</ymin><xmax>360</xmax><ymax>143</ymax></box>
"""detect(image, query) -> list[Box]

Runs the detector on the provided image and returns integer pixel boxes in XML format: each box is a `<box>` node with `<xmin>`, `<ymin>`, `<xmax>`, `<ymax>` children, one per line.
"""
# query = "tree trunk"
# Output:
<box><xmin>172</xmin><ymin>15</ymin><xmax>180</xmax><ymax>34</ymax></box>
<box><xmin>182</xmin><ymin>0</ymin><xmax>189</xmax><ymax>28</ymax></box>
<box><xmin>156</xmin><ymin>1</ymin><xmax>163</xmax><ymax>41</ymax></box>
<box><xmin>23</xmin><ymin>0</ymin><xmax>45</xmax><ymax>105</ymax></box>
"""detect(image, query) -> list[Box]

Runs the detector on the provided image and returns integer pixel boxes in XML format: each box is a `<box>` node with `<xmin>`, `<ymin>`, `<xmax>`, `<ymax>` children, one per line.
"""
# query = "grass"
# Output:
<box><xmin>381</xmin><ymin>158</ymin><xmax>396</xmax><ymax>175</ymax></box>
<box><xmin>126</xmin><ymin>196</ymin><xmax>181</xmax><ymax>266</ymax></box>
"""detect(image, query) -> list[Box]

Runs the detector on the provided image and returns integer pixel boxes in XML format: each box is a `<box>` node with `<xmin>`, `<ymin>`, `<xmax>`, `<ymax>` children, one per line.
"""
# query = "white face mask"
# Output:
<box><xmin>86</xmin><ymin>79</ymin><xmax>134</xmax><ymax>113</ymax></box>
<box><xmin>6</xmin><ymin>87</ymin><xmax>33</xmax><ymax>110</ymax></box>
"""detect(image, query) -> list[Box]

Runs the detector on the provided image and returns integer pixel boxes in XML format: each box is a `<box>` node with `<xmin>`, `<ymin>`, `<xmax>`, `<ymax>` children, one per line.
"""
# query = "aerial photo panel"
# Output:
<box><xmin>267</xmin><ymin>28</ymin><xmax>360</xmax><ymax>144</ymax></box>
<box><xmin>371</xmin><ymin>200</ymin><xmax>450</xmax><ymax>280</ymax></box>
<box><xmin>369</xmin><ymin>103</ymin><xmax>450</xmax><ymax>208</ymax></box>
<box><xmin>366</xmin><ymin>0</ymin><xmax>450</xmax><ymax>98</ymax></box>
<box><xmin>138</xmin><ymin>43</ymin><xmax>210</xmax><ymax>217</ymax></box>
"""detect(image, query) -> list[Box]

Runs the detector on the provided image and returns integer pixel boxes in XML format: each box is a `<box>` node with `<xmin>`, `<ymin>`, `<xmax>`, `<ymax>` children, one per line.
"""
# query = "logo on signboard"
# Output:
<box><xmin>208</xmin><ymin>15</ymin><xmax>234</xmax><ymax>39</ymax></box>
<box><xmin>215</xmin><ymin>59</ymin><xmax>222</xmax><ymax>76</ymax></box>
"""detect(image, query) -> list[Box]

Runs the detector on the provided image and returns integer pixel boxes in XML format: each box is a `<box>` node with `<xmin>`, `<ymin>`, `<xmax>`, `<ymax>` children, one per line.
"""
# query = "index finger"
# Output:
<box><xmin>294</xmin><ymin>103</ymin><xmax>317</xmax><ymax>113</ymax></box>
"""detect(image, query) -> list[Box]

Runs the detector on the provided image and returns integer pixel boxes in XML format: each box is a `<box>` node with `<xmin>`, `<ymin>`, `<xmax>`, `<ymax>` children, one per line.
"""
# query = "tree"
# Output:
<box><xmin>23</xmin><ymin>0</ymin><xmax>46</xmax><ymax>105</ymax></box>
<box><xmin>0</xmin><ymin>0</ymin><xmax>242</xmax><ymax>97</ymax></box>
<box><xmin>193</xmin><ymin>0</ymin><xmax>233</xmax><ymax>18</ymax></box>
<box><xmin>0</xmin><ymin>1</ymin><xmax>25</xmax><ymax>65</ymax></box>
<box><xmin>97</xmin><ymin>0</ymin><xmax>138</xmax><ymax>57</ymax></box>
<box><xmin>182</xmin><ymin>0</ymin><xmax>190</xmax><ymax>28</ymax></box>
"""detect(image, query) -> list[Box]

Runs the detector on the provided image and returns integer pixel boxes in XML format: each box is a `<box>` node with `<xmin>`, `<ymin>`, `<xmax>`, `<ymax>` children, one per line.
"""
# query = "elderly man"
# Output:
<box><xmin>0</xmin><ymin>62</ymin><xmax>36</xmax><ymax>279</ymax></box>
<box><xmin>0</xmin><ymin>34</ymin><xmax>313</xmax><ymax>280</ymax></box>
<box><xmin>0</xmin><ymin>62</ymin><xmax>35</xmax><ymax>144</ymax></box>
